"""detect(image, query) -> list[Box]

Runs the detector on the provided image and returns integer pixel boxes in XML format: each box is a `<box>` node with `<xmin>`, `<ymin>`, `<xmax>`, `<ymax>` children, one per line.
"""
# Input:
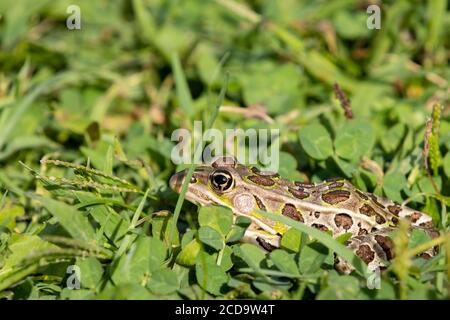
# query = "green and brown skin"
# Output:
<box><xmin>170</xmin><ymin>156</ymin><xmax>439</xmax><ymax>273</ymax></box>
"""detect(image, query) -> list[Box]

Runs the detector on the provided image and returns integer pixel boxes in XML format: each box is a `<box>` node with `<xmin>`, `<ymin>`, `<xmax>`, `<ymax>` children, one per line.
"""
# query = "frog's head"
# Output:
<box><xmin>170</xmin><ymin>156</ymin><xmax>290</xmax><ymax>237</ymax></box>
<box><xmin>169</xmin><ymin>156</ymin><xmax>252</xmax><ymax>211</ymax></box>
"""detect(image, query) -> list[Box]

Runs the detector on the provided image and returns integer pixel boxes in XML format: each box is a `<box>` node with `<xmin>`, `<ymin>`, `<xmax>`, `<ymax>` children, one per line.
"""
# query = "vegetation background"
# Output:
<box><xmin>0</xmin><ymin>0</ymin><xmax>449</xmax><ymax>300</ymax></box>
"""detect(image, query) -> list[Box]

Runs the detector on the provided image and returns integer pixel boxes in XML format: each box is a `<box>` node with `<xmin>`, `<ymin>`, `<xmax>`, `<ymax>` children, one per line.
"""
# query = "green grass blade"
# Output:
<box><xmin>0</xmin><ymin>72</ymin><xmax>77</xmax><ymax>150</ymax></box>
<box><xmin>171</xmin><ymin>52</ymin><xmax>194</xmax><ymax>119</ymax></box>
<box><xmin>33</xmin><ymin>194</ymin><xmax>97</xmax><ymax>243</ymax></box>
<box><xmin>114</xmin><ymin>189</ymin><xmax>149</xmax><ymax>258</ymax></box>
<box><xmin>168</xmin><ymin>73</ymin><xmax>230</xmax><ymax>250</ymax></box>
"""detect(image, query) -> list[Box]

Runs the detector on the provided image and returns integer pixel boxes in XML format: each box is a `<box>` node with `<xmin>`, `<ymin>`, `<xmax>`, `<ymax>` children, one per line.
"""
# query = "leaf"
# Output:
<box><xmin>198</xmin><ymin>226</ymin><xmax>224</xmax><ymax>251</ymax></box>
<box><xmin>280</xmin><ymin>228</ymin><xmax>302</xmax><ymax>253</ymax></box>
<box><xmin>380</xmin><ymin>123</ymin><xmax>405</xmax><ymax>153</ymax></box>
<box><xmin>332</xmin><ymin>155</ymin><xmax>358</xmax><ymax>177</ymax></box>
<box><xmin>0</xmin><ymin>234</ymin><xmax>59</xmax><ymax>271</ymax></box>
<box><xmin>299</xmin><ymin>123</ymin><xmax>333</xmax><ymax>160</ymax></box>
<box><xmin>409</xmin><ymin>229</ymin><xmax>431</xmax><ymax>249</ymax></box>
<box><xmin>383</xmin><ymin>171</ymin><xmax>407</xmax><ymax>203</ymax></box>
<box><xmin>76</xmin><ymin>257</ymin><xmax>103</xmax><ymax>289</ymax></box>
<box><xmin>334</xmin><ymin>120</ymin><xmax>375</xmax><ymax>160</ymax></box>
<box><xmin>75</xmin><ymin>192</ymin><xmax>129</xmax><ymax>243</ymax></box>
<box><xmin>317</xmin><ymin>273</ymin><xmax>363</xmax><ymax>300</ymax></box>
<box><xmin>269</xmin><ymin>250</ymin><xmax>299</xmax><ymax>275</ymax></box>
<box><xmin>232</xmin><ymin>243</ymin><xmax>267</xmax><ymax>279</ymax></box>
<box><xmin>80</xmin><ymin>141</ymin><xmax>117</xmax><ymax>172</ymax></box>
<box><xmin>198</xmin><ymin>206</ymin><xmax>233</xmax><ymax>236</ymax></box>
<box><xmin>60</xmin><ymin>288</ymin><xmax>95</xmax><ymax>300</ymax></box>
<box><xmin>239</xmin><ymin>61</ymin><xmax>303</xmax><ymax>114</ymax></box>
<box><xmin>195</xmin><ymin>251</ymin><xmax>228</xmax><ymax>295</ymax></box>
<box><xmin>299</xmin><ymin>242</ymin><xmax>329</xmax><ymax>274</ymax></box>
<box><xmin>111</xmin><ymin>235</ymin><xmax>152</xmax><ymax>285</ymax></box>
<box><xmin>97</xmin><ymin>283</ymin><xmax>154</xmax><ymax>300</ymax></box>
<box><xmin>152</xmin><ymin>214</ymin><xmax>179</xmax><ymax>246</ymax></box>
<box><xmin>148</xmin><ymin>237</ymin><xmax>168</xmax><ymax>272</ymax></box>
<box><xmin>333</xmin><ymin>11</ymin><xmax>370</xmax><ymax>39</ymax></box>
<box><xmin>443</xmin><ymin>152</ymin><xmax>450</xmax><ymax>178</ymax></box>
<box><xmin>35</xmin><ymin>195</ymin><xmax>96</xmax><ymax>243</ymax></box>
<box><xmin>176</xmin><ymin>238</ymin><xmax>202</xmax><ymax>267</ymax></box>
<box><xmin>226</xmin><ymin>216</ymin><xmax>252</xmax><ymax>243</ymax></box>
<box><xmin>0</xmin><ymin>234</ymin><xmax>60</xmax><ymax>290</ymax></box>
<box><xmin>277</xmin><ymin>151</ymin><xmax>302</xmax><ymax>180</ymax></box>
<box><xmin>148</xmin><ymin>268</ymin><xmax>179</xmax><ymax>295</ymax></box>
<box><xmin>181</xmin><ymin>229</ymin><xmax>197</xmax><ymax>249</ymax></box>
<box><xmin>0</xmin><ymin>205</ymin><xmax>24</xmax><ymax>230</ymax></box>
<box><xmin>217</xmin><ymin>245</ymin><xmax>233</xmax><ymax>272</ymax></box>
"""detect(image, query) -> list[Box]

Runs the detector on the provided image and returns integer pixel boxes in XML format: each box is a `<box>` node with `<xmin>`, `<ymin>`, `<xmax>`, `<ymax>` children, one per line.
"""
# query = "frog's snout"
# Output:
<box><xmin>169</xmin><ymin>170</ymin><xmax>187</xmax><ymax>193</ymax></box>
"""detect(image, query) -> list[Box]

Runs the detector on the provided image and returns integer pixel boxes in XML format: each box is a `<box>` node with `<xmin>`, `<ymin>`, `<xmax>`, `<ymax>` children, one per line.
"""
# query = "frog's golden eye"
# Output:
<box><xmin>210</xmin><ymin>169</ymin><xmax>234</xmax><ymax>193</ymax></box>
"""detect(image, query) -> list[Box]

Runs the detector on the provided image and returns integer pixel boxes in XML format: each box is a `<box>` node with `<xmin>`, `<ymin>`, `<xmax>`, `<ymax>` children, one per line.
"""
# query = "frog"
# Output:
<box><xmin>169</xmin><ymin>156</ymin><xmax>439</xmax><ymax>273</ymax></box>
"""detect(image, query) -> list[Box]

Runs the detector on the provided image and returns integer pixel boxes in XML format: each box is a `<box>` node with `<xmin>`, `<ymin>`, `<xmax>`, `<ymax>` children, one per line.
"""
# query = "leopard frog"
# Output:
<box><xmin>169</xmin><ymin>156</ymin><xmax>438</xmax><ymax>272</ymax></box>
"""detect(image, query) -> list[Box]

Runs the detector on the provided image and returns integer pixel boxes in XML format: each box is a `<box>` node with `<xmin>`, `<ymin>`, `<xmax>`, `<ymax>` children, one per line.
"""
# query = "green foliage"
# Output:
<box><xmin>0</xmin><ymin>0</ymin><xmax>448</xmax><ymax>300</ymax></box>
<box><xmin>334</xmin><ymin>120</ymin><xmax>375</xmax><ymax>161</ymax></box>
<box><xmin>299</xmin><ymin>124</ymin><xmax>333</xmax><ymax>160</ymax></box>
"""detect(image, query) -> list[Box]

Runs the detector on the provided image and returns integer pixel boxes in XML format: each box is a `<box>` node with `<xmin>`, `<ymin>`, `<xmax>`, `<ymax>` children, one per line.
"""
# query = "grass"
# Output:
<box><xmin>0</xmin><ymin>0</ymin><xmax>449</xmax><ymax>300</ymax></box>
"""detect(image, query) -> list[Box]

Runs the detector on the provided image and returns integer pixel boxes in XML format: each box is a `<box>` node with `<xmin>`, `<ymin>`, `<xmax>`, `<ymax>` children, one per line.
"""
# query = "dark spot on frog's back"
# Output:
<box><xmin>334</xmin><ymin>213</ymin><xmax>353</xmax><ymax>230</ymax></box>
<box><xmin>288</xmin><ymin>187</ymin><xmax>309</xmax><ymax>199</ymax></box>
<box><xmin>369</xmin><ymin>194</ymin><xmax>386</xmax><ymax>209</ymax></box>
<box><xmin>391</xmin><ymin>216</ymin><xmax>399</xmax><ymax>225</ymax></box>
<box><xmin>375</xmin><ymin>214</ymin><xmax>386</xmax><ymax>224</ymax></box>
<box><xmin>356</xmin><ymin>244</ymin><xmax>375</xmax><ymax>263</ymax></box>
<box><xmin>420</xmin><ymin>221</ymin><xmax>434</xmax><ymax>229</ymax></box>
<box><xmin>247</xmin><ymin>175</ymin><xmax>275</xmax><ymax>187</ymax></box>
<box><xmin>358</xmin><ymin>228</ymin><xmax>368</xmax><ymax>235</ymax></box>
<box><xmin>328</xmin><ymin>181</ymin><xmax>344</xmax><ymax>189</ymax></box>
<box><xmin>294</xmin><ymin>181</ymin><xmax>315</xmax><ymax>188</ymax></box>
<box><xmin>322</xmin><ymin>190</ymin><xmax>351</xmax><ymax>204</ymax></box>
<box><xmin>410</xmin><ymin>212</ymin><xmax>422</xmax><ymax>223</ymax></box>
<box><xmin>359</xmin><ymin>204</ymin><xmax>376</xmax><ymax>216</ymax></box>
<box><xmin>387</xmin><ymin>204</ymin><xmax>401</xmax><ymax>216</ymax></box>
<box><xmin>253</xmin><ymin>195</ymin><xmax>266</xmax><ymax>211</ymax></box>
<box><xmin>312</xmin><ymin>223</ymin><xmax>329</xmax><ymax>232</ymax></box>
<box><xmin>325</xmin><ymin>177</ymin><xmax>345</xmax><ymax>189</ymax></box>
<box><xmin>419</xmin><ymin>252</ymin><xmax>432</xmax><ymax>260</ymax></box>
<box><xmin>256</xmin><ymin>237</ymin><xmax>277</xmax><ymax>251</ymax></box>
<box><xmin>282</xmin><ymin>204</ymin><xmax>304</xmax><ymax>222</ymax></box>
<box><xmin>251</xmin><ymin>166</ymin><xmax>279</xmax><ymax>178</ymax></box>
<box><xmin>355</xmin><ymin>190</ymin><xmax>369</xmax><ymax>200</ymax></box>
<box><xmin>360</xmin><ymin>203</ymin><xmax>386</xmax><ymax>224</ymax></box>
<box><xmin>374</xmin><ymin>235</ymin><xmax>395</xmax><ymax>260</ymax></box>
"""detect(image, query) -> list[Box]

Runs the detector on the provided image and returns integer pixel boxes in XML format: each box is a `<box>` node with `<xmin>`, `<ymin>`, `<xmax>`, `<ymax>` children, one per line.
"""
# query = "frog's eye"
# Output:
<box><xmin>210</xmin><ymin>169</ymin><xmax>234</xmax><ymax>192</ymax></box>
